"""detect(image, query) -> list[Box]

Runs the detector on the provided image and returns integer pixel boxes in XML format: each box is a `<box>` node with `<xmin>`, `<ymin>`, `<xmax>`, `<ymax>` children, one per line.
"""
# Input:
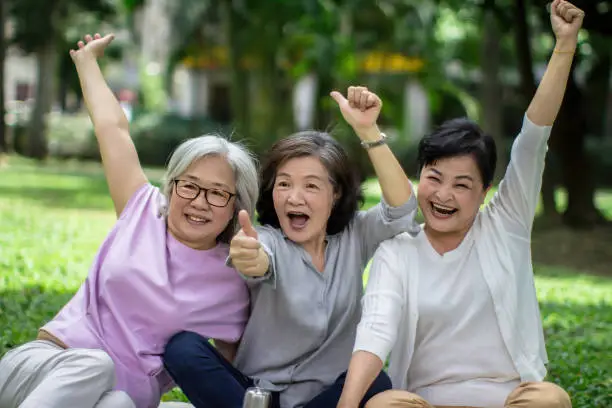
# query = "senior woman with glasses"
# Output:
<box><xmin>0</xmin><ymin>33</ymin><xmax>259</xmax><ymax>408</ymax></box>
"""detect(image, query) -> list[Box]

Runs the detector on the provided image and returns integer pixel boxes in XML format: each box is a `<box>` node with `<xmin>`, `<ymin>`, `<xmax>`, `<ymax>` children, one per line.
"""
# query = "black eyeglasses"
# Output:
<box><xmin>174</xmin><ymin>180</ymin><xmax>236</xmax><ymax>208</ymax></box>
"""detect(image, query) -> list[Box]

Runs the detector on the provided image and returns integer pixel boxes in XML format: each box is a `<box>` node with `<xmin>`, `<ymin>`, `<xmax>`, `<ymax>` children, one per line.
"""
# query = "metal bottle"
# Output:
<box><xmin>242</xmin><ymin>387</ymin><xmax>272</xmax><ymax>408</ymax></box>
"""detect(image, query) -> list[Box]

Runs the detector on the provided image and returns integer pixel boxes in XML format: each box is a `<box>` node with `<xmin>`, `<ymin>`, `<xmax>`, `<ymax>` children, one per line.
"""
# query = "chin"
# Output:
<box><xmin>423</xmin><ymin>214</ymin><xmax>457</xmax><ymax>234</ymax></box>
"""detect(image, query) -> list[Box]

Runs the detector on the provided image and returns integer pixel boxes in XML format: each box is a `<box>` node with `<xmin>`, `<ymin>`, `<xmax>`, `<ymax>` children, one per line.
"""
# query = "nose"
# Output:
<box><xmin>287</xmin><ymin>187</ymin><xmax>305</xmax><ymax>205</ymax></box>
<box><xmin>436</xmin><ymin>185</ymin><xmax>453</xmax><ymax>202</ymax></box>
<box><xmin>190</xmin><ymin>191</ymin><xmax>211</xmax><ymax>210</ymax></box>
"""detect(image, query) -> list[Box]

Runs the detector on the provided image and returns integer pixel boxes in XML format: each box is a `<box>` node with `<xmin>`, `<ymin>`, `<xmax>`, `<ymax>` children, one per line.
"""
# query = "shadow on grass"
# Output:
<box><xmin>0</xmin><ymin>285</ymin><xmax>75</xmax><ymax>355</ymax></box>
<box><xmin>540</xmin><ymin>300</ymin><xmax>612</xmax><ymax>408</ymax></box>
<box><xmin>0</xmin><ymin>167</ymin><xmax>162</xmax><ymax>212</ymax></box>
<box><xmin>0</xmin><ymin>184</ymin><xmax>113</xmax><ymax>211</ymax></box>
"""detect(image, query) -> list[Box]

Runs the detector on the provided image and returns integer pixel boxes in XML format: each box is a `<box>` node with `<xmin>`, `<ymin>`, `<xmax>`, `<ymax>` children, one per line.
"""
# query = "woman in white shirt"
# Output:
<box><xmin>336</xmin><ymin>1</ymin><xmax>583</xmax><ymax>407</ymax></box>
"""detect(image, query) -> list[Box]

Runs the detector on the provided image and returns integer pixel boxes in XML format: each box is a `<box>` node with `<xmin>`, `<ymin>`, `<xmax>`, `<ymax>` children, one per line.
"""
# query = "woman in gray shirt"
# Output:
<box><xmin>162</xmin><ymin>86</ymin><xmax>420</xmax><ymax>408</ymax></box>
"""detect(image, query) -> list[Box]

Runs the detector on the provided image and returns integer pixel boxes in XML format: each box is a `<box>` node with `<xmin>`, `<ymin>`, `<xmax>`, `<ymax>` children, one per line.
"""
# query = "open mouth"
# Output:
<box><xmin>430</xmin><ymin>202</ymin><xmax>458</xmax><ymax>217</ymax></box>
<box><xmin>287</xmin><ymin>211</ymin><xmax>310</xmax><ymax>229</ymax></box>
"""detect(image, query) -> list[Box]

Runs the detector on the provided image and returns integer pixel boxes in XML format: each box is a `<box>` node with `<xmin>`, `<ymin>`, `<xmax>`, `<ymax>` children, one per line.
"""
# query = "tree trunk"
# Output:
<box><xmin>27</xmin><ymin>41</ymin><xmax>56</xmax><ymax>160</ymax></box>
<box><xmin>513</xmin><ymin>0</ymin><xmax>559</xmax><ymax>219</ymax></box>
<box><xmin>480</xmin><ymin>6</ymin><xmax>505</xmax><ymax>183</ymax></box>
<box><xmin>221</xmin><ymin>0</ymin><xmax>249</xmax><ymax>140</ymax></box>
<box><xmin>0</xmin><ymin>0</ymin><xmax>7</xmax><ymax>161</ymax></box>
<box><xmin>555</xmin><ymin>63</ymin><xmax>603</xmax><ymax>227</ymax></box>
<box><xmin>583</xmin><ymin>36</ymin><xmax>611</xmax><ymax>138</ymax></box>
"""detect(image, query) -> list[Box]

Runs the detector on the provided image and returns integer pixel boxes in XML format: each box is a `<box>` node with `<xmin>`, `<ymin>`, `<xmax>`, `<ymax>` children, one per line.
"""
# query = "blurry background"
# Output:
<box><xmin>0</xmin><ymin>0</ymin><xmax>610</xmax><ymax>406</ymax></box>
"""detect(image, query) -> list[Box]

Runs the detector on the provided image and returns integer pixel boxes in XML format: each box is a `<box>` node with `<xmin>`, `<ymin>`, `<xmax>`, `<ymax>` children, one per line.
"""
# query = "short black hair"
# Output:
<box><xmin>257</xmin><ymin>131</ymin><xmax>364</xmax><ymax>235</ymax></box>
<box><xmin>417</xmin><ymin>118</ymin><xmax>497</xmax><ymax>188</ymax></box>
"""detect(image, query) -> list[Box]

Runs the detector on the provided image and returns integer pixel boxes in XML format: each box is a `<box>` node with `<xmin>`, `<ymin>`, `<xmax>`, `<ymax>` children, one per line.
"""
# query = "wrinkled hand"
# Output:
<box><xmin>331</xmin><ymin>86</ymin><xmax>382</xmax><ymax>135</ymax></box>
<box><xmin>229</xmin><ymin>210</ymin><xmax>268</xmax><ymax>277</ymax></box>
<box><xmin>550</xmin><ymin>0</ymin><xmax>584</xmax><ymax>44</ymax></box>
<box><xmin>69</xmin><ymin>33</ymin><xmax>115</xmax><ymax>62</ymax></box>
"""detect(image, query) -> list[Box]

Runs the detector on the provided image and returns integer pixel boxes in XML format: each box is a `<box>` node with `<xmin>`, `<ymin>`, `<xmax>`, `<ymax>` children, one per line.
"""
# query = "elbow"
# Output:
<box><xmin>94</xmin><ymin>117</ymin><xmax>130</xmax><ymax>134</ymax></box>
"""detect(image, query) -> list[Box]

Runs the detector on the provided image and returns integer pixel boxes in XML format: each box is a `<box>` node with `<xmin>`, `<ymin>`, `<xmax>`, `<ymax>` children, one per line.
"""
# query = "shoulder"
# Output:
<box><xmin>118</xmin><ymin>183</ymin><xmax>163</xmax><ymax>221</ymax></box>
<box><xmin>375</xmin><ymin>231</ymin><xmax>420</xmax><ymax>257</ymax></box>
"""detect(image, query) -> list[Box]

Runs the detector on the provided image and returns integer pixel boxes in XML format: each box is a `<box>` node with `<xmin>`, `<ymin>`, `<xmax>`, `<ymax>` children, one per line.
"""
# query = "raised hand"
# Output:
<box><xmin>69</xmin><ymin>33</ymin><xmax>115</xmax><ymax>61</ymax></box>
<box><xmin>550</xmin><ymin>0</ymin><xmax>584</xmax><ymax>45</ymax></box>
<box><xmin>331</xmin><ymin>86</ymin><xmax>382</xmax><ymax>135</ymax></box>
<box><xmin>229</xmin><ymin>210</ymin><xmax>268</xmax><ymax>277</ymax></box>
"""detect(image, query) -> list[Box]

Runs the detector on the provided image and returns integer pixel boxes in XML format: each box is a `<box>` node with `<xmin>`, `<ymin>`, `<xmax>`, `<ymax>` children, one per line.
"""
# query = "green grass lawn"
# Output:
<box><xmin>1</xmin><ymin>157</ymin><xmax>611</xmax><ymax>407</ymax></box>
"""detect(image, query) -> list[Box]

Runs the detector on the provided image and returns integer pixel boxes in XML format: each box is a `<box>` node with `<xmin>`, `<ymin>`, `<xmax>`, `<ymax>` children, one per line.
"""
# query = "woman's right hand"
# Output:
<box><xmin>229</xmin><ymin>211</ymin><xmax>269</xmax><ymax>277</ymax></box>
<box><xmin>69</xmin><ymin>33</ymin><xmax>115</xmax><ymax>62</ymax></box>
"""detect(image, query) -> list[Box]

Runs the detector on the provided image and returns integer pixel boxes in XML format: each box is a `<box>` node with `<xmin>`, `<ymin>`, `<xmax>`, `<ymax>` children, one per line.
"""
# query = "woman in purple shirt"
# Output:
<box><xmin>0</xmin><ymin>33</ymin><xmax>258</xmax><ymax>408</ymax></box>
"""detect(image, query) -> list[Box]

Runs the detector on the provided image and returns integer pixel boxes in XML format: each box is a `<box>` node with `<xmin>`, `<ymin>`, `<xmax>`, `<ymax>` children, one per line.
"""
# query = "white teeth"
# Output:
<box><xmin>432</xmin><ymin>203</ymin><xmax>454</xmax><ymax>211</ymax></box>
<box><xmin>188</xmin><ymin>215</ymin><xmax>207</xmax><ymax>222</ymax></box>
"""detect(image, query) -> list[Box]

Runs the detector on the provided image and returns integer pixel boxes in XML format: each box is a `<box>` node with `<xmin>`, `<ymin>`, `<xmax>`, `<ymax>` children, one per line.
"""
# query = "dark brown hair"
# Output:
<box><xmin>256</xmin><ymin>131</ymin><xmax>364</xmax><ymax>235</ymax></box>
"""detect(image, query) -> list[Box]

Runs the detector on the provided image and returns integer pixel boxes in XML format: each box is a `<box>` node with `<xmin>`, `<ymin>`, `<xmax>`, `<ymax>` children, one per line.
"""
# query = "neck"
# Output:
<box><xmin>424</xmin><ymin>224</ymin><xmax>470</xmax><ymax>255</ymax></box>
<box><xmin>168</xmin><ymin>226</ymin><xmax>217</xmax><ymax>251</ymax></box>
<box><xmin>302</xmin><ymin>234</ymin><xmax>327</xmax><ymax>272</ymax></box>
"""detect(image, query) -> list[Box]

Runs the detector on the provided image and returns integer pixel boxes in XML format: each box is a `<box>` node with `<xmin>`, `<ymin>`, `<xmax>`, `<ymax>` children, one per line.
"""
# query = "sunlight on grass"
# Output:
<box><xmin>1</xmin><ymin>158</ymin><xmax>611</xmax><ymax>407</ymax></box>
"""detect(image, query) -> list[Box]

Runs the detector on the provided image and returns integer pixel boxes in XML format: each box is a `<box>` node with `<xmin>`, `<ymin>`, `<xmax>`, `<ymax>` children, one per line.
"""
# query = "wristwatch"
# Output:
<box><xmin>360</xmin><ymin>132</ymin><xmax>388</xmax><ymax>149</ymax></box>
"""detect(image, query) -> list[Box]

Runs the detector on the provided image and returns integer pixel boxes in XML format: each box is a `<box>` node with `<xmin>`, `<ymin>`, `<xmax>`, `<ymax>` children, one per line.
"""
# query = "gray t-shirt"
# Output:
<box><xmin>232</xmin><ymin>194</ymin><xmax>420</xmax><ymax>408</ymax></box>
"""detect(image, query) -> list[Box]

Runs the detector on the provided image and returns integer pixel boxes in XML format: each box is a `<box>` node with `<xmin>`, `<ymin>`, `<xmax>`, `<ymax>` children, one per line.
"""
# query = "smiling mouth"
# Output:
<box><xmin>430</xmin><ymin>202</ymin><xmax>458</xmax><ymax>216</ymax></box>
<box><xmin>186</xmin><ymin>214</ymin><xmax>210</xmax><ymax>224</ymax></box>
<box><xmin>287</xmin><ymin>211</ymin><xmax>309</xmax><ymax>229</ymax></box>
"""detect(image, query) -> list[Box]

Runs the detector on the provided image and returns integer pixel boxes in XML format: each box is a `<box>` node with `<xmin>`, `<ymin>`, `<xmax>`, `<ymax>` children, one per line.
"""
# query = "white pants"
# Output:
<box><xmin>0</xmin><ymin>340</ymin><xmax>136</xmax><ymax>408</ymax></box>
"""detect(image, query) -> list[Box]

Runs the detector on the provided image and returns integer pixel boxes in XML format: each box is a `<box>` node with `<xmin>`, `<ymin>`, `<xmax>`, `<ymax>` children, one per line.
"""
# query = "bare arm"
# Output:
<box><xmin>331</xmin><ymin>87</ymin><xmax>413</xmax><ymax>207</ymax></box>
<box><xmin>357</xmin><ymin>125</ymin><xmax>412</xmax><ymax>207</ymax></box>
<box><xmin>71</xmin><ymin>33</ymin><xmax>147</xmax><ymax>217</ymax></box>
<box><xmin>337</xmin><ymin>351</ymin><xmax>384</xmax><ymax>408</ymax></box>
<box><xmin>526</xmin><ymin>0</ymin><xmax>584</xmax><ymax>126</ymax></box>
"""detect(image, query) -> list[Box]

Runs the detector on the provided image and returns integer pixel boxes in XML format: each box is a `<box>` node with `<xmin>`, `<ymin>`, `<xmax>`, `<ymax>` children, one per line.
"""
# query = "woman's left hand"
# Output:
<box><xmin>331</xmin><ymin>86</ymin><xmax>382</xmax><ymax>137</ymax></box>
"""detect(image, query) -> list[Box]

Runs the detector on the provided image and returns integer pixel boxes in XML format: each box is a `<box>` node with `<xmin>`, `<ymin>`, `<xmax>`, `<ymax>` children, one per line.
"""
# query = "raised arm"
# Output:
<box><xmin>331</xmin><ymin>87</ymin><xmax>413</xmax><ymax>207</ymax></box>
<box><xmin>70</xmin><ymin>33</ymin><xmax>147</xmax><ymax>217</ymax></box>
<box><xmin>486</xmin><ymin>1</ymin><xmax>584</xmax><ymax>233</ymax></box>
<box><xmin>526</xmin><ymin>0</ymin><xmax>584</xmax><ymax>126</ymax></box>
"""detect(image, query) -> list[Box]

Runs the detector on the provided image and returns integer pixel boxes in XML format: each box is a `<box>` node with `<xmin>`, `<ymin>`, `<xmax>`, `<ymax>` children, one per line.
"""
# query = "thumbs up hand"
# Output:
<box><xmin>229</xmin><ymin>210</ymin><xmax>270</xmax><ymax>277</ymax></box>
<box><xmin>330</xmin><ymin>86</ymin><xmax>382</xmax><ymax>134</ymax></box>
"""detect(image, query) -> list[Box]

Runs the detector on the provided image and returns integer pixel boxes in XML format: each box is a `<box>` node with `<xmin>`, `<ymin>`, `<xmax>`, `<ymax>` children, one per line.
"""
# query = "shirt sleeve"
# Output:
<box><xmin>353</xmin><ymin>236</ymin><xmax>406</xmax><ymax>363</ymax></box>
<box><xmin>484</xmin><ymin>114</ymin><xmax>552</xmax><ymax>237</ymax></box>
<box><xmin>117</xmin><ymin>183</ymin><xmax>159</xmax><ymax>222</ymax></box>
<box><xmin>355</xmin><ymin>189</ymin><xmax>420</xmax><ymax>262</ymax></box>
<box><xmin>226</xmin><ymin>225</ymin><xmax>280</xmax><ymax>288</ymax></box>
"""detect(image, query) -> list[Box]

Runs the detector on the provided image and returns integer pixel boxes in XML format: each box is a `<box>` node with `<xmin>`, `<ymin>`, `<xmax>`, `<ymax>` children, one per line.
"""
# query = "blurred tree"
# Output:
<box><xmin>8</xmin><ymin>0</ymin><xmax>115</xmax><ymax>160</ymax></box>
<box><xmin>532</xmin><ymin>0</ymin><xmax>611</xmax><ymax>227</ymax></box>
<box><xmin>0</xmin><ymin>0</ymin><xmax>6</xmax><ymax>159</ymax></box>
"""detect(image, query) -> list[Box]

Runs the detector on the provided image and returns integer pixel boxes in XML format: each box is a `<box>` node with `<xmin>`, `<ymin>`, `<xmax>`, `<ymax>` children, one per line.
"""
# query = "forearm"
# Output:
<box><xmin>338</xmin><ymin>351</ymin><xmax>384</xmax><ymax>408</ymax></box>
<box><xmin>74</xmin><ymin>54</ymin><xmax>129</xmax><ymax>131</ymax></box>
<box><xmin>357</xmin><ymin>126</ymin><xmax>413</xmax><ymax>207</ymax></box>
<box><xmin>74</xmin><ymin>53</ymin><xmax>147</xmax><ymax>215</ymax></box>
<box><xmin>526</xmin><ymin>38</ymin><xmax>577</xmax><ymax>126</ymax></box>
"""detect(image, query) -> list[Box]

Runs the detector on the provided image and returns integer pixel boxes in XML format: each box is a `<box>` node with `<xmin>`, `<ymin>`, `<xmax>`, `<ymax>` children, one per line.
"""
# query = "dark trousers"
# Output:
<box><xmin>163</xmin><ymin>331</ymin><xmax>391</xmax><ymax>408</ymax></box>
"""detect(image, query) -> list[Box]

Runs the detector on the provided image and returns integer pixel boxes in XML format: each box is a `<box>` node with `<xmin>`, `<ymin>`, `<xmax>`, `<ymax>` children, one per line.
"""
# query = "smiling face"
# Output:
<box><xmin>167</xmin><ymin>155</ymin><xmax>237</xmax><ymax>250</ymax></box>
<box><xmin>272</xmin><ymin>155</ymin><xmax>338</xmax><ymax>248</ymax></box>
<box><xmin>417</xmin><ymin>154</ymin><xmax>488</xmax><ymax>237</ymax></box>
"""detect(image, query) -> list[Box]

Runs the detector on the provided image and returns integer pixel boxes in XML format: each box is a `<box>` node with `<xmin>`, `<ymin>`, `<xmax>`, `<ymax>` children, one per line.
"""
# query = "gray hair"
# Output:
<box><xmin>160</xmin><ymin>134</ymin><xmax>259</xmax><ymax>244</ymax></box>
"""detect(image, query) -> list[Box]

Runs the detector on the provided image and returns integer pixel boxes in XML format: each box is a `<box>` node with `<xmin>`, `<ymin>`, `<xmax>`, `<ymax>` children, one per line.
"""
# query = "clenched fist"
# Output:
<box><xmin>229</xmin><ymin>210</ymin><xmax>270</xmax><ymax>277</ymax></box>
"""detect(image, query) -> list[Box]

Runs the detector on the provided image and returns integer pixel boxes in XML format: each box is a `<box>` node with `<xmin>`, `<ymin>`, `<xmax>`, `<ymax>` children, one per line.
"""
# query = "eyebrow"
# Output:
<box><xmin>184</xmin><ymin>174</ymin><xmax>232</xmax><ymax>190</ymax></box>
<box><xmin>428</xmin><ymin>168</ymin><xmax>474</xmax><ymax>182</ymax></box>
<box><xmin>276</xmin><ymin>172</ymin><xmax>325</xmax><ymax>182</ymax></box>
